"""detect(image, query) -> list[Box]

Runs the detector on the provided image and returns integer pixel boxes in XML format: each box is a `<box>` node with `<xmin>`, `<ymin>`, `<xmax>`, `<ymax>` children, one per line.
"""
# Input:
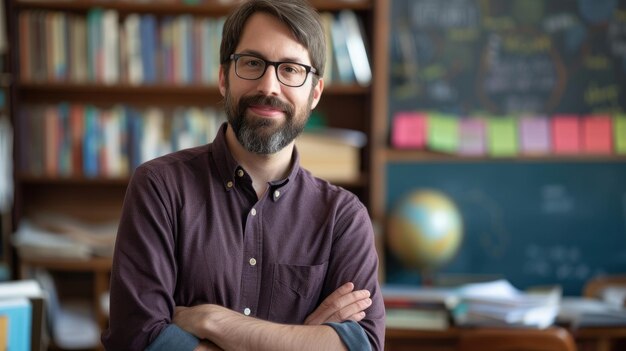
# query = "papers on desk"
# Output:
<box><xmin>383</xmin><ymin>280</ymin><xmax>562</xmax><ymax>329</ymax></box>
<box><xmin>450</xmin><ymin>279</ymin><xmax>561</xmax><ymax>329</ymax></box>
<box><xmin>557</xmin><ymin>297</ymin><xmax>626</xmax><ymax>328</ymax></box>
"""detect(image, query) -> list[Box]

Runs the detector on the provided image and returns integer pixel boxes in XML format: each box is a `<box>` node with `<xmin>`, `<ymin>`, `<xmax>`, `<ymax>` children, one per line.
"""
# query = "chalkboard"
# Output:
<box><xmin>385</xmin><ymin>162</ymin><xmax>626</xmax><ymax>295</ymax></box>
<box><xmin>385</xmin><ymin>0</ymin><xmax>626</xmax><ymax>294</ymax></box>
<box><xmin>388</xmin><ymin>0</ymin><xmax>626</xmax><ymax>116</ymax></box>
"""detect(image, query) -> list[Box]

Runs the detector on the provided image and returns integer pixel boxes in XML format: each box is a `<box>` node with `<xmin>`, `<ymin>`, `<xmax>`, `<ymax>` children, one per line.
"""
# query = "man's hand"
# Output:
<box><xmin>304</xmin><ymin>282</ymin><xmax>372</xmax><ymax>325</ymax></box>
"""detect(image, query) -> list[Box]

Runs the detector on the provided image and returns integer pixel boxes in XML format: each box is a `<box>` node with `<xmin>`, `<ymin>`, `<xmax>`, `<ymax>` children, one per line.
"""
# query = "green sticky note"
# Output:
<box><xmin>427</xmin><ymin>112</ymin><xmax>459</xmax><ymax>153</ymax></box>
<box><xmin>616</xmin><ymin>115</ymin><xmax>626</xmax><ymax>155</ymax></box>
<box><xmin>487</xmin><ymin>116</ymin><xmax>518</xmax><ymax>157</ymax></box>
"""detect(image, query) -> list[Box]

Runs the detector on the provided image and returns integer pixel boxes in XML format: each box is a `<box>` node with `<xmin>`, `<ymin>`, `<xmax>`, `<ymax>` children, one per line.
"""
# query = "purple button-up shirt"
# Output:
<box><xmin>102</xmin><ymin>124</ymin><xmax>385</xmax><ymax>350</ymax></box>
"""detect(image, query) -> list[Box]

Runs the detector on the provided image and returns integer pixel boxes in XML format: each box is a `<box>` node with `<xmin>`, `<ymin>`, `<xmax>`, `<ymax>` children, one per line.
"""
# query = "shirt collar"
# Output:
<box><xmin>211</xmin><ymin>122</ymin><xmax>301</xmax><ymax>201</ymax></box>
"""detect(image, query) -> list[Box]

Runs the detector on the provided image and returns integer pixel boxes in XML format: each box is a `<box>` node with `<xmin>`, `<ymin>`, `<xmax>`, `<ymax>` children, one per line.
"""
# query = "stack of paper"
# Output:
<box><xmin>451</xmin><ymin>280</ymin><xmax>561</xmax><ymax>329</ymax></box>
<box><xmin>557</xmin><ymin>297</ymin><xmax>626</xmax><ymax>328</ymax></box>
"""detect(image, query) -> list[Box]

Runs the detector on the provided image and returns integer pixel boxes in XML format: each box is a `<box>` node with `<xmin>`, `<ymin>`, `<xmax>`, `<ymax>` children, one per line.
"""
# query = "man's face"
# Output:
<box><xmin>219</xmin><ymin>12</ymin><xmax>323</xmax><ymax>155</ymax></box>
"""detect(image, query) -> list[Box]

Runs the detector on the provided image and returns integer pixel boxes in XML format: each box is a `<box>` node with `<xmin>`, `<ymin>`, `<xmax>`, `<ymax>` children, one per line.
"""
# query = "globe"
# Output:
<box><xmin>387</xmin><ymin>189</ymin><xmax>463</xmax><ymax>276</ymax></box>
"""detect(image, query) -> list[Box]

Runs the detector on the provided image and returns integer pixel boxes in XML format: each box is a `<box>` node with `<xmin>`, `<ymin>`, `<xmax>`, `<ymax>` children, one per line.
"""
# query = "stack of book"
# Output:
<box><xmin>382</xmin><ymin>284</ymin><xmax>457</xmax><ymax>330</ymax></box>
<box><xmin>0</xmin><ymin>280</ymin><xmax>47</xmax><ymax>350</ymax></box>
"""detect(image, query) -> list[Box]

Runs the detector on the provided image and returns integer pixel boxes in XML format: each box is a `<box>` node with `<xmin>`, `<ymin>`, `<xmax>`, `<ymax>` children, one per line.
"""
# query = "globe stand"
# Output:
<box><xmin>420</xmin><ymin>268</ymin><xmax>436</xmax><ymax>287</ymax></box>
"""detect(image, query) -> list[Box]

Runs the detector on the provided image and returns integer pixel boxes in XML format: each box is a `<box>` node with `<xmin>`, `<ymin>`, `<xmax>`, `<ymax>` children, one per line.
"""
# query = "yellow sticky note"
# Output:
<box><xmin>487</xmin><ymin>116</ymin><xmax>518</xmax><ymax>157</ymax></box>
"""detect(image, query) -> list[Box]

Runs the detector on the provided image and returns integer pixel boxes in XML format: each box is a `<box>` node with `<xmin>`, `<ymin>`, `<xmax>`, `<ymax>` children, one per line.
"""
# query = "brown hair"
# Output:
<box><xmin>220</xmin><ymin>0</ymin><xmax>325</xmax><ymax>85</ymax></box>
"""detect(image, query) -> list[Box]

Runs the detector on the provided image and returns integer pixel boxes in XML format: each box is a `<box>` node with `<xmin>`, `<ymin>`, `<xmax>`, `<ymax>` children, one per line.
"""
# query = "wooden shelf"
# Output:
<box><xmin>13</xmin><ymin>0</ymin><xmax>372</xmax><ymax>15</ymax></box>
<box><xmin>382</xmin><ymin>149</ymin><xmax>626</xmax><ymax>163</ymax></box>
<box><xmin>17</xmin><ymin>82</ymin><xmax>369</xmax><ymax>105</ymax></box>
<box><xmin>19</xmin><ymin>256</ymin><xmax>112</xmax><ymax>272</ymax></box>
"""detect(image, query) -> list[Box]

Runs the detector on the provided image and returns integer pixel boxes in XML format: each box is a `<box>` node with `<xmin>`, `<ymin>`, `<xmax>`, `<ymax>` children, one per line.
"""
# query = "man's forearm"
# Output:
<box><xmin>175</xmin><ymin>304</ymin><xmax>347</xmax><ymax>351</ymax></box>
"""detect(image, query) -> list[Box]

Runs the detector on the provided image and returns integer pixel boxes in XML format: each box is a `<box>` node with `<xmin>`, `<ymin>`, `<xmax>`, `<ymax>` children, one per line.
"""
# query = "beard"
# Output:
<box><xmin>224</xmin><ymin>83</ymin><xmax>314</xmax><ymax>155</ymax></box>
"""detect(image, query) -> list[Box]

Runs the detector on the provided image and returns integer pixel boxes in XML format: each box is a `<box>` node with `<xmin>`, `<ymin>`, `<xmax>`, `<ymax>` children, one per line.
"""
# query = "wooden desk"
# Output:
<box><xmin>385</xmin><ymin>326</ymin><xmax>626</xmax><ymax>351</ymax></box>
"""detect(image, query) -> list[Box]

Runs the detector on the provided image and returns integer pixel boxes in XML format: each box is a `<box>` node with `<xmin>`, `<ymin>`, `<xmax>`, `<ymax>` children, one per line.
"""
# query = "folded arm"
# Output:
<box><xmin>172</xmin><ymin>282</ymin><xmax>372</xmax><ymax>351</ymax></box>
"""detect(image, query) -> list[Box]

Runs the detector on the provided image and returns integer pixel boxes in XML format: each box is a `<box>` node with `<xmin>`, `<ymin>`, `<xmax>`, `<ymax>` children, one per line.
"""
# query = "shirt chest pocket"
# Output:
<box><xmin>268</xmin><ymin>262</ymin><xmax>328</xmax><ymax>324</ymax></box>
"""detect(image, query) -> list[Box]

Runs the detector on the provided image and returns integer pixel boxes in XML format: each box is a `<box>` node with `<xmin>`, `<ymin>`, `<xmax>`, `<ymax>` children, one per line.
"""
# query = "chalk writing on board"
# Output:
<box><xmin>477</xmin><ymin>30</ymin><xmax>567</xmax><ymax>114</ymax></box>
<box><xmin>540</xmin><ymin>184</ymin><xmax>574</xmax><ymax>215</ymax></box>
<box><xmin>461</xmin><ymin>189</ymin><xmax>511</xmax><ymax>258</ymax></box>
<box><xmin>410</xmin><ymin>0</ymin><xmax>479</xmax><ymax>29</ymax></box>
<box><xmin>609</xmin><ymin>10</ymin><xmax>626</xmax><ymax>60</ymax></box>
<box><xmin>523</xmin><ymin>244</ymin><xmax>594</xmax><ymax>282</ymax></box>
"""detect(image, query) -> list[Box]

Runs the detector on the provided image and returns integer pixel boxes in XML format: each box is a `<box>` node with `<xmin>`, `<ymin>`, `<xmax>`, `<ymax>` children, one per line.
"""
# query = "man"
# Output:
<box><xmin>101</xmin><ymin>0</ymin><xmax>385</xmax><ymax>349</ymax></box>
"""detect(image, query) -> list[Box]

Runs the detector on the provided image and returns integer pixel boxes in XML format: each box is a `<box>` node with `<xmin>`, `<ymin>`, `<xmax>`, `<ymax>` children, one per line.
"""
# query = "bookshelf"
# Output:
<box><xmin>7</xmin><ymin>0</ymin><xmax>377</xmax><ymax>348</ymax></box>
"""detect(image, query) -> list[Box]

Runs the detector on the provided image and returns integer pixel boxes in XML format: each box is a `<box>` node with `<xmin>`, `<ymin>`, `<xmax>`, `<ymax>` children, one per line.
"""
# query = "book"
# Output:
<box><xmin>330</xmin><ymin>13</ymin><xmax>355</xmax><ymax>83</ymax></box>
<box><xmin>0</xmin><ymin>315</ymin><xmax>6</xmax><ymax>350</ymax></box>
<box><xmin>382</xmin><ymin>285</ymin><xmax>456</xmax><ymax>331</ymax></box>
<box><xmin>0</xmin><ymin>279</ymin><xmax>47</xmax><ymax>351</ymax></box>
<box><xmin>391</xmin><ymin>111</ymin><xmax>426</xmax><ymax>149</ymax></box>
<box><xmin>296</xmin><ymin>128</ymin><xmax>366</xmax><ymax>182</ymax></box>
<box><xmin>338</xmin><ymin>10</ymin><xmax>372</xmax><ymax>86</ymax></box>
<box><xmin>385</xmin><ymin>308</ymin><xmax>450</xmax><ymax>330</ymax></box>
<box><xmin>0</xmin><ymin>297</ymin><xmax>32</xmax><ymax>351</ymax></box>
<box><xmin>319</xmin><ymin>12</ymin><xmax>335</xmax><ymax>84</ymax></box>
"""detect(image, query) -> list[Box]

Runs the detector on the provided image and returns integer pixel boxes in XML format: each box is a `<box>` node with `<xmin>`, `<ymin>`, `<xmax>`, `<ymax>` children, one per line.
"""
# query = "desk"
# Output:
<box><xmin>385</xmin><ymin>326</ymin><xmax>626</xmax><ymax>351</ymax></box>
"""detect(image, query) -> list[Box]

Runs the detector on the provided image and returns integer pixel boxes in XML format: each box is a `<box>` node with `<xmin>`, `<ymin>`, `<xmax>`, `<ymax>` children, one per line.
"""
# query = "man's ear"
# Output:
<box><xmin>310</xmin><ymin>78</ymin><xmax>324</xmax><ymax>110</ymax></box>
<box><xmin>218</xmin><ymin>65</ymin><xmax>227</xmax><ymax>97</ymax></box>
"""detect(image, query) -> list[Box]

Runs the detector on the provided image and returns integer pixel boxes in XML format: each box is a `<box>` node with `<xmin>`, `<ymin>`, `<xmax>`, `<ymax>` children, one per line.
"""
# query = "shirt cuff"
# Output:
<box><xmin>324</xmin><ymin>320</ymin><xmax>371</xmax><ymax>351</ymax></box>
<box><xmin>145</xmin><ymin>324</ymin><xmax>200</xmax><ymax>351</ymax></box>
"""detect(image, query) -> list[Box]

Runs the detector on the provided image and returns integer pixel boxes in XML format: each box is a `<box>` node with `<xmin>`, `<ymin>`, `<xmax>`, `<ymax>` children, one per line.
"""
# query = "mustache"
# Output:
<box><xmin>239</xmin><ymin>94</ymin><xmax>294</xmax><ymax>116</ymax></box>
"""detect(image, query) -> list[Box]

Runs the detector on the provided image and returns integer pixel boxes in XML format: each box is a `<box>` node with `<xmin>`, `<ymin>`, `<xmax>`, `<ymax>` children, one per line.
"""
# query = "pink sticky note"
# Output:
<box><xmin>391</xmin><ymin>112</ymin><xmax>427</xmax><ymax>149</ymax></box>
<box><xmin>582</xmin><ymin>115</ymin><xmax>613</xmax><ymax>154</ymax></box>
<box><xmin>520</xmin><ymin>116</ymin><xmax>550</xmax><ymax>155</ymax></box>
<box><xmin>551</xmin><ymin>115</ymin><xmax>580</xmax><ymax>154</ymax></box>
<box><xmin>458</xmin><ymin>117</ymin><xmax>486</xmax><ymax>156</ymax></box>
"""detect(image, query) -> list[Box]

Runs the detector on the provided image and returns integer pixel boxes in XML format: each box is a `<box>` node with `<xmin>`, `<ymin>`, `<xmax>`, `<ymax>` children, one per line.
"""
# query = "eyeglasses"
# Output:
<box><xmin>230</xmin><ymin>53</ymin><xmax>318</xmax><ymax>88</ymax></box>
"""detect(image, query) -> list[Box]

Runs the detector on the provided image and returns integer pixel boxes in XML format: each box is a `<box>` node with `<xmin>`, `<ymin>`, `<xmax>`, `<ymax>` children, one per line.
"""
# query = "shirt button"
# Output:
<box><xmin>226</xmin><ymin>181</ymin><xmax>233</xmax><ymax>188</ymax></box>
<box><xmin>237</xmin><ymin>169</ymin><xmax>244</xmax><ymax>177</ymax></box>
<box><xmin>243</xmin><ymin>307</ymin><xmax>251</xmax><ymax>316</ymax></box>
<box><xmin>251</xmin><ymin>208</ymin><xmax>256</xmax><ymax>216</ymax></box>
<box><xmin>249</xmin><ymin>258</ymin><xmax>257</xmax><ymax>266</ymax></box>
<box><xmin>274</xmin><ymin>190</ymin><xmax>280</xmax><ymax>199</ymax></box>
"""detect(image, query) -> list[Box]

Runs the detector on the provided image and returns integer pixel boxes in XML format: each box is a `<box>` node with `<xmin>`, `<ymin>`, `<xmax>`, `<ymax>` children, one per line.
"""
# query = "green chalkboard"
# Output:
<box><xmin>385</xmin><ymin>162</ymin><xmax>626</xmax><ymax>295</ymax></box>
<box><xmin>389</xmin><ymin>0</ymin><xmax>626</xmax><ymax>116</ymax></box>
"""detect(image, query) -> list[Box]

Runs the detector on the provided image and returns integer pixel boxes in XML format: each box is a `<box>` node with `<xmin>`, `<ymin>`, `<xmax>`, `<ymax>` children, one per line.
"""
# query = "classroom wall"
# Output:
<box><xmin>385</xmin><ymin>0</ymin><xmax>626</xmax><ymax>295</ymax></box>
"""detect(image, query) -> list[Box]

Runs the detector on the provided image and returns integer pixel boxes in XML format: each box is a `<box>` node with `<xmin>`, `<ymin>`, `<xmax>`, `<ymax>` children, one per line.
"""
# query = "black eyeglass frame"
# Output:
<box><xmin>229</xmin><ymin>53</ymin><xmax>319</xmax><ymax>88</ymax></box>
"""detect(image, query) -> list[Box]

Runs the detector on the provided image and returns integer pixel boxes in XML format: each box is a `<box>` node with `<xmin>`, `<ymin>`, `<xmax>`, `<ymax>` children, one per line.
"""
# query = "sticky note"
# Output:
<box><xmin>582</xmin><ymin>115</ymin><xmax>612</xmax><ymax>154</ymax></box>
<box><xmin>615</xmin><ymin>115</ymin><xmax>626</xmax><ymax>155</ymax></box>
<box><xmin>551</xmin><ymin>115</ymin><xmax>580</xmax><ymax>155</ymax></box>
<box><xmin>427</xmin><ymin>112</ymin><xmax>459</xmax><ymax>153</ymax></box>
<box><xmin>519</xmin><ymin>115</ymin><xmax>550</xmax><ymax>155</ymax></box>
<box><xmin>391</xmin><ymin>112</ymin><xmax>427</xmax><ymax>149</ymax></box>
<box><xmin>487</xmin><ymin>116</ymin><xmax>518</xmax><ymax>157</ymax></box>
<box><xmin>458</xmin><ymin>117</ymin><xmax>486</xmax><ymax>156</ymax></box>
